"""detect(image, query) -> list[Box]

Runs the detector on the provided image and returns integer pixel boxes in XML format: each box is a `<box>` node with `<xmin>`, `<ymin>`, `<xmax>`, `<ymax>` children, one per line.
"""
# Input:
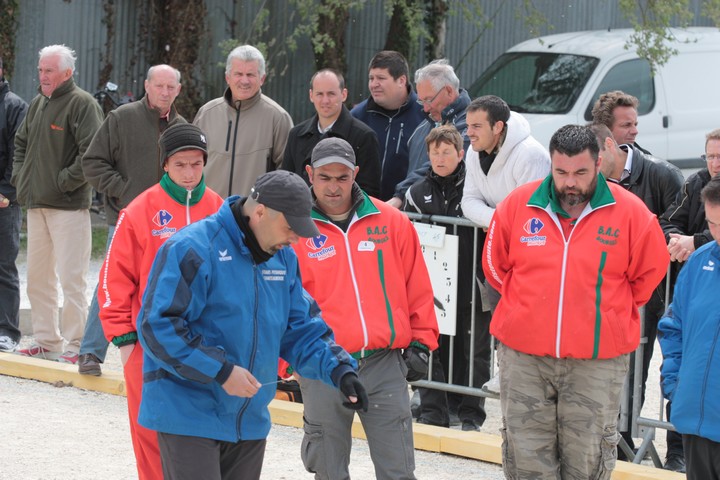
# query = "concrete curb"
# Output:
<box><xmin>0</xmin><ymin>352</ymin><xmax>683</xmax><ymax>479</ymax></box>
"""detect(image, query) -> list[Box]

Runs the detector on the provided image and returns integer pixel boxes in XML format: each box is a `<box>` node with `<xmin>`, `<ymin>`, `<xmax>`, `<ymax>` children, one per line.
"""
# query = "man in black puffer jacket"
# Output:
<box><xmin>403</xmin><ymin>125</ymin><xmax>491</xmax><ymax>432</ymax></box>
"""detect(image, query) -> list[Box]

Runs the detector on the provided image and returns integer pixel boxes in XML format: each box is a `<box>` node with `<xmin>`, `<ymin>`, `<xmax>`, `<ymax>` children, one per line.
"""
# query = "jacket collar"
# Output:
<box><xmin>298</xmin><ymin>105</ymin><xmax>353</xmax><ymax>138</ymax></box>
<box><xmin>0</xmin><ymin>78</ymin><xmax>8</xmax><ymax>97</ymax></box>
<box><xmin>427</xmin><ymin>161</ymin><xmax>465</xmax><ymax>189</ymax></box>
<box><xmin>528</xmin><ymin>173</ymin><xmax>616</xmax><ymax>218</ymax></box>
<box><xmin>160</xmin><ymin>173</ymin><xmax>207</xmax><ymax>206</ymax></box>
<box><xmin>39</xmin><ymin>77</ymin><xmax>75</xmax><ymax>99</ymax></box>
<box><xmin>428</xmin><ymin>88</ymin><xmax>471</xmax><ymax>126</ymax></box>
<box><xmin>365</xmin><ymin>88</ymin><xmax>418</xmax><ymax>117</ymax></box>
<box><xmin>141</xmin><ymin>94</ymin><xmax>180</xmax><ymax>121</ymax></box>
<box><xmin>311</xmin><ymin>183</ymin><xmax>379</xmax><ymax>222</ymax></box>
<box><xmin>222</xmin><ymin>87</ymin><xmax>262</xmax><ymax>111</ymax></box>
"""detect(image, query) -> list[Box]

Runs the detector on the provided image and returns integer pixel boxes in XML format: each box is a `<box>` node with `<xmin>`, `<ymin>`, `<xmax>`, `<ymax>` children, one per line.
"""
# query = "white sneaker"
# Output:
<box><xmin>481</xmin><ymin>374</ymin><xmax>501</xmax><ymax>395</ymax></box>
<box><xmin>0</xmin><ymin>335</ymin><xmax>18</xmax><ymax>353</ymax></box>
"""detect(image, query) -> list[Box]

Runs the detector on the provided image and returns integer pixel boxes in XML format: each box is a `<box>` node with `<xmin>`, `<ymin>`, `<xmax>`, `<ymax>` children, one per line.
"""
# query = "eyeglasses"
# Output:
<box><xmin>417</xmin><ymin>88</ymin><xmax>444</xmax><ymax>107</ymax></box>
<box><xmin>702</xmin><ymin>154</ymin><xmax>720</xmax><ymax>162</ymax></box>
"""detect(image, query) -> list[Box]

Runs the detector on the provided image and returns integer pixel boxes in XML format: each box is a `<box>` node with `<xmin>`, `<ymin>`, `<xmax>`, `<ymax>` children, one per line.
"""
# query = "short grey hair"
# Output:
<box><xmin>415</xmin><ymin>59</ymin><xmax>459</xmax><ymax>93</ymax></box>
<box><xmin>39</xmin><ymin>44</ymin><xmax>77</xmax><ymax>73</ymax></box>
<box><xmin>225</xmin><ymin>45</ymin><xmax>266</xmax><ymax>77</ymax></box>
<box><xmin>146</xmin><ymin>64</ymin><xmax>181</xmax><ymax>84</ymax></box>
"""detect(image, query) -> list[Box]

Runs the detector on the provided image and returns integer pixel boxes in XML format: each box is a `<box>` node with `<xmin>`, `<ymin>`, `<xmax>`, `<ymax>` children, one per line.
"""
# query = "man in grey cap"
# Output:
<box><xmin>136</xmin><ymin>169</ymin><xmax>367</xmax><ymax>480</ymax></box>
<box><xmin>293</xmin><ymin>137</ymin><xmax>439</xmax><ymax>479</ymax></box>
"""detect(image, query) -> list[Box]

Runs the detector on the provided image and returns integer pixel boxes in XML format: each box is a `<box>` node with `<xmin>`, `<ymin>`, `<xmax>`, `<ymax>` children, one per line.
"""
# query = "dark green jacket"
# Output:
<box><xmin>12</xmin><ymin>77</ymin><xmax>103</xmax><ymax>209</ymax></box>
<box><xmin>81</xmin><ymin>95</ymin><xmax>186</xmax><ymax>225</ymax></box>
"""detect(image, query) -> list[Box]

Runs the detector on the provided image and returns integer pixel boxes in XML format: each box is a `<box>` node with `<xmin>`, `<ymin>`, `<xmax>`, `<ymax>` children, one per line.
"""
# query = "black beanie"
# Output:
<box><xmin>159</xmin><ymin>123</ymin><xmax>208</xmax><ymax>165</ymax></box>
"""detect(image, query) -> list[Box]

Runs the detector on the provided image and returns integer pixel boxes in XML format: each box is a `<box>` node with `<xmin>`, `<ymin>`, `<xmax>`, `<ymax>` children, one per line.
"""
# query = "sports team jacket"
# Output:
<box><xmin>403</xmin><ymin>161</ymin><xmax>484</xmax><ymax>298</ymax></box>
<box><xmin>293</xmin><ymin>185</ymin><xmax>439</xmax><ymax>357</ymax></box>
<box><xmin>137</xmin><ymin>197</ymin><xmax>356</xmax><ymax>441</ymax></box>
<box><xmin>659</xmin><ymin>241</ymin><xmax>720</xmax><ymax>443</ymax></box>
<box><xmin>351</xmin><ymin>89</ymin><xmax>425</xmax><ymax>200</ymax></box>
<box><xmin>483</xmin><ymin>175</ymin><xmax>668</xmax><ymax>359</ymax></box>
<box><xmin>98</xmin><ymin>175</ymin><xmax>223</xmax><ymax>347</ymax></box>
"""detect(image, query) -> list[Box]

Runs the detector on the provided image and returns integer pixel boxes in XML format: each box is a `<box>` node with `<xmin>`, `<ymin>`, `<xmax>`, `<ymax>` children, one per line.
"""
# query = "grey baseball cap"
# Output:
<box><xmin>311</xmin><ymin>137</ymin><xmax>356</xmax><ymax>170</ymax></box>
<box><xmin>250</xmin><ymin>170</ymin><xmax>320</xmax><ymax>238</ymax></box>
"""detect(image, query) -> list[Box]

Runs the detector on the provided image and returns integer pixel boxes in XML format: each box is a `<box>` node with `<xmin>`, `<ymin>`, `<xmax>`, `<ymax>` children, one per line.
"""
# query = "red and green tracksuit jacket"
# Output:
<box><xmin>293</xmin><ymin>189</ymin><xmax>439</xmax><ymax>357</ymax></box>
<box><xmin>483</xmin><ymin>174</ymin><xmax>669</xmax><ymax>359</ymax></box>
<box><xmin>98</xmin><ymin>174</ymin><xmax>223</xmax><ymax>345</ymax></box>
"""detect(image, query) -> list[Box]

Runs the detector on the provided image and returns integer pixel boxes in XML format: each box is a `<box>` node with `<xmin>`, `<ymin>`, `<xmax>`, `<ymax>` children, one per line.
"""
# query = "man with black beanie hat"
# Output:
<box><xmin>135</xmin><ymin>169</ymin><xmax>367</xmax><ymax>480</ymax></box>
<box><xmin>97</xmin><ymin>122</ymin><xmax>223</xmax><ymax>480</ymax></box>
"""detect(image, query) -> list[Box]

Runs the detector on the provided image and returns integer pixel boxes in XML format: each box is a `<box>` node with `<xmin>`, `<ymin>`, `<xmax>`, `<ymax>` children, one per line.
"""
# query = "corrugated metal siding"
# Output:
<box><xmin>13</xmin><ymin>0</ymin><xmax>149</xmax><ymax>104</ymax></box>
<box><xmin>11</xmin><ymin>0</ymin><xmax>716</xmax><ymax>120</ymax></box>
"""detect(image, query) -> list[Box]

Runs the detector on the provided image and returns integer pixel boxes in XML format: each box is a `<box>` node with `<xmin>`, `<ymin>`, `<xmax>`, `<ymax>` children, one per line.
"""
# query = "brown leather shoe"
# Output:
<box><xmin>77</xmin><ymin>353</ymin><xmax>102</xmax><ymax>376</ymax></box>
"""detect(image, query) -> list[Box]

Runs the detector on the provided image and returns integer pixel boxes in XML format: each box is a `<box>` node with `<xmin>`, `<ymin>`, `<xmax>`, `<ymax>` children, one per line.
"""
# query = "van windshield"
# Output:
<box><xmin>468</xmin><ymin>52</ymin><xmax>599</xmax><ymax>114</ymax></box>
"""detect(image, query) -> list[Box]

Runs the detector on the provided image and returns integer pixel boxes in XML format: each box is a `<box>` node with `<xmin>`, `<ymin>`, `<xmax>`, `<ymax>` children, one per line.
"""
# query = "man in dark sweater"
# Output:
<box><xmin>281</xmin><ymin>69</ymin><xmax>381</xmax><ymax>198</ymax></box>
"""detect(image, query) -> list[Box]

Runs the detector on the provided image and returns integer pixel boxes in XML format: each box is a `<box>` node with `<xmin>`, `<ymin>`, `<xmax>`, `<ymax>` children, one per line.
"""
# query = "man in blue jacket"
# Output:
<box><xmin>137</xmin><ymin>170</ymin><xmax>368</xmax><ymax>480</ymax></box>
<box><xmin>351</xmin><ymin>51</ymin><xmax>425</xmax><ymax>200</ymax></box>
<box><xmin>659</xmin><ymin>175</ymin><xmax>720</xmax><ymax>480</ymax></box>
<box><xmin>387</xmin><ymin>59</ymin><xmax>471</xmax><ymax>208</ymax></box>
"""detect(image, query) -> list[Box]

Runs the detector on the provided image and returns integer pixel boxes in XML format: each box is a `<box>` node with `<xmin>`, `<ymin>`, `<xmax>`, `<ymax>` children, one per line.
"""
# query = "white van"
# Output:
<box><xmin>468</xmin><ymin>27</ymin><xmax>720</xmax><ymax>171</ymax></box>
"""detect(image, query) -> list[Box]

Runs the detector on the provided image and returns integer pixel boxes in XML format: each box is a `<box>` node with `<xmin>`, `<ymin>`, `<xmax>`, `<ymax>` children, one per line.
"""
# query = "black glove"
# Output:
<box><xmin>402</xmin><ymin>345</ymin><xmax>429</xmax><ymax>382</ymax></box>
<box><xmin>339</xmin><ymin>372</ymin><xmax>369</xmax><ymax>412</ymax></box>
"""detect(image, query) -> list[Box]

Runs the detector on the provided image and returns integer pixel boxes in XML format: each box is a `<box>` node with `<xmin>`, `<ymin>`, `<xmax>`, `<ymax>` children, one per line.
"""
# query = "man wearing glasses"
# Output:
<box><xmin>387</xmin><ymin>59</ymin><xmax>471</xmax><ymax>208</ymax></box>
<box><xmin>662</xmin><ymin>128</ymin><xmax>720</xmax><ymax>262</ymax></box>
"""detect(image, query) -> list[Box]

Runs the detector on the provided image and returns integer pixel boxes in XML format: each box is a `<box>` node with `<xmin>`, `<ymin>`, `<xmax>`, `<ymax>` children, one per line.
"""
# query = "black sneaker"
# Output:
<box><xmin>663</xmin><ymin>453</ymin><xmax>686</xmax><ymax>473</ymax></box>
<box><xmin>78</xmin><ymin>353</ymin><xmax>102</xmax><ymax>376</ymax></box>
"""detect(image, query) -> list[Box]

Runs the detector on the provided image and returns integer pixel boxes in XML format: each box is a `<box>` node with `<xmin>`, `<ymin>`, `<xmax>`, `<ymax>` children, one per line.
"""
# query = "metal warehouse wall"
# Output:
<box><xmin>10</xmin><ymin>0</ymin><xmax>716</xmax><ymax>122</ymax></box>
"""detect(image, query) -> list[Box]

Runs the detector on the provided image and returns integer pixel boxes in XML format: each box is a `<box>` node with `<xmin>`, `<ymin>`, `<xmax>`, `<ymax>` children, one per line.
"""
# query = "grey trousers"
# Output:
<box><xmin>299</xmin><ymin>349</ymin><xmax>416</xmax><ymax>480</ymax></box>
<box><xmin>498</xmin><ymin>344</ymin><xmax>629</xmax><ymax>480</ymax></box>
<box><xmin>157</xmin><ymin>432</ymin><xmax>266</xmax><ymax>480</ymax></box>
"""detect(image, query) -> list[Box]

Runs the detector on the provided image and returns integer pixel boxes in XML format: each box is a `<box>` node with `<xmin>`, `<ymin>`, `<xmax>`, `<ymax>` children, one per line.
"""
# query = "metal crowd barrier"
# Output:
<box><xmin>405</xmin><ymin>211</ymin><xmax>497</xmax><ymax>400</ymax></box>
<box><xmin>405</xmin><ymin>212</ymin><xmax>676</xmax><ymax>468</ymax></box>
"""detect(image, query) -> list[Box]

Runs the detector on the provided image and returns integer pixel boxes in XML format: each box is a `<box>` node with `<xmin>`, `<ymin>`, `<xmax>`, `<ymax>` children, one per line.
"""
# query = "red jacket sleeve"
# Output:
<box><xmin>482</xmin><ymin>203</ymin><xmax>511</xmax><ymax>293</ymax></box>
<box><xmin>97</xmin><ymin>210</ymin><xmax>142</xmax><ymax>342</ymax></box>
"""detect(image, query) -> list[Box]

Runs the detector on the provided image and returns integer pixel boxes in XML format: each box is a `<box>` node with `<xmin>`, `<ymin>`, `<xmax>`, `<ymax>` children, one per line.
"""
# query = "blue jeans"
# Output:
<box><xmin>79</xmin><ymin>225</ymin><xmax>115</xmax><ymax>361</ymax></box>
<box><xmin>0</xmin><ymin>203</ymin><xmax>22</xmax><ymax>342</ymax></box>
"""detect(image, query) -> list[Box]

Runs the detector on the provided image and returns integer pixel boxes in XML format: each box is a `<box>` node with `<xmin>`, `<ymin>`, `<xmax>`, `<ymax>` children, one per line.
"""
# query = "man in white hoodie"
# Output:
<box><xmin>462</xmin><ymin>95</ymin><xmax>550</xmax><ymax>393</ymax></box>
<box><xmin>462</xmin><ymin>95</ymin><xmax>550</xmax><ymax>230</ymax></box>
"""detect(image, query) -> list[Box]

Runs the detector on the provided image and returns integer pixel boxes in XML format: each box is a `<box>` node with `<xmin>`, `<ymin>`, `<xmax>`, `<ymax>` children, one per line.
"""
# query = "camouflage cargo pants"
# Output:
<box><xmin>498</xmin><ymin>344</ymin><xmax>629</xmax><ymax>480</ymax></box>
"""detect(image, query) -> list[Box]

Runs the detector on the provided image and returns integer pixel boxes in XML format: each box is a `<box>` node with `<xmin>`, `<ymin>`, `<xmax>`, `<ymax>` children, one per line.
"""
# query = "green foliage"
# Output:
<box><xmin>702</xmin><ymin>0</ymin><xmax>720</xmax><ymax>25</ymax></box>
<box><xmin>515</xmin><ymin>0</ymin><xmax>553</xmax><ymax>41</ymax></box>
<box><xmin>619</xmin><ymin>0</ymin><xmax>693</xmax><ymax>75</ymax></box>
<box><xmin>0</xmin><ymin>0</ymin><xmax>20</xmax><ymax>79</ymax></box>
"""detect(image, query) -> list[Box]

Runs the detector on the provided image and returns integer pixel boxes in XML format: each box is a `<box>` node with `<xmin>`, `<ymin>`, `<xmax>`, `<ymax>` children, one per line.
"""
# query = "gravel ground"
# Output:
<box><xmin>8</xmin><ymin>251</ymin><xmax>669</xmax><ymax>478</ymax></box>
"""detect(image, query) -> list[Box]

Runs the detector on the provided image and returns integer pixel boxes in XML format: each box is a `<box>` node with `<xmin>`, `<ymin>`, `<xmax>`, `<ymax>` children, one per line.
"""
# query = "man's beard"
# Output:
<box><xmin>556</xmin><ymin>176</ymin><xmax>597</xmax><ymax>207</ymax></box>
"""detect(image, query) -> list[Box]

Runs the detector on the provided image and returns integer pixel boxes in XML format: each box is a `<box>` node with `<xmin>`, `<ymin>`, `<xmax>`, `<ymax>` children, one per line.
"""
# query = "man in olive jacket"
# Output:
<box><xmin>12</xmin><ymin>44</ymin><xmax>103</xmax><ymax>362</ymax></box>
<box><xmin>76</xmin><ymin>64</ymin><xmax>186</xmax><ymax>376</ymax></box>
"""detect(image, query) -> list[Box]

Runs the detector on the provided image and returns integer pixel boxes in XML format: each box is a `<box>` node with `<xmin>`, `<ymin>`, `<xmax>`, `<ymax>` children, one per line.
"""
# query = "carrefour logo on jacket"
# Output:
<box><xmin>151</xmin><ymin>209</ymin><xmax>177</xmax><ymax>238</ymax></box>
<box><xmin>306</xmin><ymin>234</ymin><xmax>336</xmax><ymax>261</ymax></box>
<box><xmin>520</xmin><ymin>217</ymin><xmax>546</xmax><ymax>246</ymax></box>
